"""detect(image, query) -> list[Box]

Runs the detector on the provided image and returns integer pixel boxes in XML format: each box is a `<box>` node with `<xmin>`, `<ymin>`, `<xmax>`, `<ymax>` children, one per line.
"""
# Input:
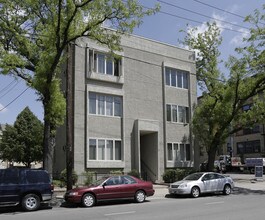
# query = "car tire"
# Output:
<box><xmin>191</xmin><ymin>186</ymin><xmax>200</xmax><ymax>198</ymax></box>
<box><xmin>21</xmin><ymin>194</ymin><xmax>40</xmax><ymax>211</ymax></box>
<box><xmin>82</xmin><ymin>193</ymin><xmax>96</xmax><ymax>207</ymax></box>
<box><xmin>135</xmin><ymin>190</ymin><xmax>146</xmax><ymax>203</ymax></box>
<box><xmin>223</xmin><ymin>184</ymin><xmax>231</xmax><ymax>195</ymax></box>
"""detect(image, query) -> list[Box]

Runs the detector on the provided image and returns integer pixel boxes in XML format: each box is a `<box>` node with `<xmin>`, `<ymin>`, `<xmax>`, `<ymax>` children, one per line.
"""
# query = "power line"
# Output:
<box><xmin>0</xmin><ymin>79</ymin><xmax>17</xmax><ymax>94</ymax></box>
<box><xmin>0</xmin><ymin>80</ymin><xmax>19</xmax><ymax>100</ymax></box>
<box><xmin>157</xmin><ymin>0</ymin><xmax>250</xmax><ymax>30</ymax></box>
<box><xmin>142</xmin><ymin>5</ymin><xmax>249</xmax><ymax>34</ymax></box>
<box><xmin>193</xmin><ymin>0</ymin><xmax>265</xmax><ymax>26</ymax></box>
<box><xmin>0</xmin><ymin>87</ymin><xmax>30</xmax><ymax>112</ymax></box>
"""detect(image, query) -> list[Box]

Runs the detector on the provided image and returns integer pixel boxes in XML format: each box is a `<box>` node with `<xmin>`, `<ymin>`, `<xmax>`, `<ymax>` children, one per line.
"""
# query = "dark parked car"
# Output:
<box><xmin>0</xmin><ymin>168</ymin><xmax>54</xmax><ymax>211</ymax></box>
<box><xmin>64</xmin><ymin>175</ymin><xmax>155</xmax><ymax>207</ymax></box>
<box><xmin>168</xmin><ymin>172</ymin><xmax>234</xmax><ymax>198</ymax></box>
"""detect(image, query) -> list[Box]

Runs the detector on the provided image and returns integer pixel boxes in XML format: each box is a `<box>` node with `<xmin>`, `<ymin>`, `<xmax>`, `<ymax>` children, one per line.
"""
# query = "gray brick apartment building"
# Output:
<box><xmin>54</xmin><ymin>34</ymin><xmax>197</xmax><ymax>182</ymax></box>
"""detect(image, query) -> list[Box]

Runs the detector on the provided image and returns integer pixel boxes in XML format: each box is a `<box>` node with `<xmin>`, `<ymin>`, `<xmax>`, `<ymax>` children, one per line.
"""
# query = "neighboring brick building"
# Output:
<box><xmin>54</xmin><ymin>34</ymin><xmax>197</xmax><ymax>182</ymax></box>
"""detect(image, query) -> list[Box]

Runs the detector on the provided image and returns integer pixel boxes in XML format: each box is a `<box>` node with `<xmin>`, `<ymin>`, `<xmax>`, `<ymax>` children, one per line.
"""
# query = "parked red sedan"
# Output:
<box><xmin>64</xmin><ymin>175</ymin><xmax>155</xmax><ymax>207</ymax></box>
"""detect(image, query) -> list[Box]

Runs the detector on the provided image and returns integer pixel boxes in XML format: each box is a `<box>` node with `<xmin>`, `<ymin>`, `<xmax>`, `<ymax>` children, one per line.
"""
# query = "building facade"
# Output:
<box><xmin>55</xmin><ymin>34</ymin><xmax>197</xmax><ymax>182</ymax></box>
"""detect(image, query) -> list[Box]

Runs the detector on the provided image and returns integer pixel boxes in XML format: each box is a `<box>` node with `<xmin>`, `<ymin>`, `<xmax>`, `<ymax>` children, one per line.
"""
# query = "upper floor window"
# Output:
<box><xmin>165</xmin><ymin>67</ymin><xmax>188</xmax><ymax>89</ymax></box>
<box><xmin>166</xmin><ymin>104</ymin><xmax>189</xmax><ymax>123</ymax></box>
<box><xmin>89</xmin><ymin>50</ymin><xmax>121</xmax><ymax>76</ymax></box>
<box><xmin>89</xmin><ymin>92</ymin><xmax>122</xmax><ymax>117</ymax></box>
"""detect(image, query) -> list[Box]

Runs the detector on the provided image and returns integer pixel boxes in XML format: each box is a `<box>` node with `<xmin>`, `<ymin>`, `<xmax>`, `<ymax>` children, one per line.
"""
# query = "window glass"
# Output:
<box><xmin>172</xmin><ymin>105</ymin><xmax>178</xmax><ymax>122</ymax></box>
<box><xmin>106</xmin><ymin>140</ymin><xmax>113</xmax><ymax>160</ymax></box>
<box><xmin>171</xmin><ymin>69</ymin><xmax>176</xmax><ymax>87</ymax></box>
<box><xmin>2</xmin><ymin>169</ymin><xmax>19</xmax><ymax>184</ymax></box>
<box><xmin>178</xmin><ymin>106</ymin><xmax>185</xmax><ymax>123</ymax></box>
<box><xmin>89</xmin><ymin>93</ymin><xmax>96</xmax><ymax>114</ymax></box>
<box><xmin>89</xmin><ymin>139</ymin><xmax>97</xmax><ymax>160</ymax></box>
<box><xmin>185</xmin><ymin>107</ymin><xmax>189</xmax><ymax>123</ymax></box>
<box><xmin>167</xmin><ymin>143</ymin><xmax>173</xmax><ymax>160</ymax></box>
<box><xmin>114</xmin><ymin>96</ymin><xmax>122</xmax><ymax>117</ymax></box>
<box><xmin>180</xmin><ymin>144</ymin><xmax>185</xmax><ymax>161</ymax></box>
<box><xmin>98</xmin><ymin>54</ymin><xmax>105</xmax><ymax>74</ymax></box>
<box><xmin>183</xmin><ymin>72</ymin><xmax>188</xmax><ymax>89</ymax></box>
<box><xmin>98</xmin><ymin>95</ymin><xmax>105</xmax><ymax>115</ymax></box>
<box><xmin>98</xmin><ymin>139</ymin><xmax>105</xmax><ymax>160</ymax></box>
<box><xmin>165</xmin><ymin>68</ymin><xmax>170</xmax><ymax>86</ymax></box>
<box><xmin>177</xmin><ymin>71</ymin><xmax>182</xmax><ymax>88</ymax></box>
<box><xmin>106</xmin><ymin>96</ymin><xmax>113</xmax><ymax>116</ymax></box>
<box><xmin>166</xmin><ymin>105</ymin><xmax>171</xmax><ymax>121</ymax></box>
<box><xmin>115</xmin><ymin>140</ymin><xmax>122</xmax><ymax>160</ymax></box>
<box><xmin>106</xmin><ymin>58</ymin><xmax>113</xmax><ymax>75</ymax></box>
<box><xmin>174</xmin><ymin>143</ymin><xmax>178</xmax><ymax>161</ymax></box>
<box><xmin>114</xmin><ymin>59</ymin><xmax>120</xmax><ymax>76</ymax></box>
<box><xmin>186</xmin><ymin>144</ymin><xmax>191</xmax><ymax>161</ymax></box>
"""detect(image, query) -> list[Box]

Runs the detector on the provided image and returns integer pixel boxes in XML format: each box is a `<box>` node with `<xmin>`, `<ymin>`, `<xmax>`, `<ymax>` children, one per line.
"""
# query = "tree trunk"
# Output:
<box><xmin>207</xmin><ymin>147</ymin><xmax>217</xmax><ymax>171</ymax></box>
<box><xmin>43</xmin><ymin>118</ymin><xmax>55</xmax><ymax>179</ymax></box>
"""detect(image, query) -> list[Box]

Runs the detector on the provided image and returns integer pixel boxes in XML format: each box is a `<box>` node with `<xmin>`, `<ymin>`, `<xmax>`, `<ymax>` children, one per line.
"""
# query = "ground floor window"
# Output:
<box><xmin>88</xmin><ymin>138</ymin><xmax>122</xmax><ymax>161</ymax></box>
<box><xmin>237</xmin><ymin>140</ymin><xmax>260</xmax><ymax>154</ymax></box>
<box><xmin>167</xmin><ymin>143</ymin><xmax>190</xmax><ymax>161</ymax></box>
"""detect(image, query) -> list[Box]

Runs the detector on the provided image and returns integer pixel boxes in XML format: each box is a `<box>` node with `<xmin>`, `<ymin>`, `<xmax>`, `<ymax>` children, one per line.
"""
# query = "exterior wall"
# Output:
<box><xmin>54</xmin><ymin>34</ymin><xmax>197</xmax><ymax>182</ymax></box>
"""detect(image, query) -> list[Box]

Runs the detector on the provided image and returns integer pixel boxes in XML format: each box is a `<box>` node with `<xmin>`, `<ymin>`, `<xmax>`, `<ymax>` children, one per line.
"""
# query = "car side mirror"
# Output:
<box><xmin>102</xmin><ymin>182</ymin><xmax>107</xmax><ymax>188</ymax></box>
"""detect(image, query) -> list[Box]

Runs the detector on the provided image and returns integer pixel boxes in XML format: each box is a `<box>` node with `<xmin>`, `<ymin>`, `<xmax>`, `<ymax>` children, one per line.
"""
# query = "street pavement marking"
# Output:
<box><xmin>205</xmin><ymin>201</ymin><xmax>225</xmax><ymax>205</ymax></box>
<box><xmin>104</xmin><ymin>211</ymin><xmax>136</xmax><ymax>216</ymax></box>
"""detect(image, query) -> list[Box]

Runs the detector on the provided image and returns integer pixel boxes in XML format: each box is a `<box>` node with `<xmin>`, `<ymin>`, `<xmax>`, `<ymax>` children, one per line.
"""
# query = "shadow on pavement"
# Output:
<box><xmin>233</xmin><ymin>187</ymin><xmax>265</xmax><ymax>195</ymax></box>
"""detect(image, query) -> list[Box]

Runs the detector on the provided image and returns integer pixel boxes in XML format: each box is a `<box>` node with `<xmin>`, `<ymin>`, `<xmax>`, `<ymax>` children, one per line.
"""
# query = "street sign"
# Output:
<box><xmin>255</xmin><ymin>166</ymin><xmax>263</xmax><ymax>179</ymax></box>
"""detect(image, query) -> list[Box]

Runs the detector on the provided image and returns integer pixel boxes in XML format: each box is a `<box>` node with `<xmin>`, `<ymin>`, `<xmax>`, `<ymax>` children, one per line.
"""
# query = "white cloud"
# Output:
<box><xmin>230</xmin><ymin>29</ymin><xmax>250</xmax><ymax>46</ymax></box>
<box><xmin>0</xmin><ymin>103</ymin><xmax>7</xmax><ymax>113</ymax></box>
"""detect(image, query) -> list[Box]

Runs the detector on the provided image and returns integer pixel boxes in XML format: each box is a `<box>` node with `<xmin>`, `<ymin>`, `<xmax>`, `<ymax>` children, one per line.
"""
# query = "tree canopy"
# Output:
<box><xmin>0</xmin><ymin>107</ymin><xmax>43</xmax><ymax>167</ymax></box>
<box><xmin>0</xmin><ymin>0</ymin><xmax>159</xmax><ymax>175</ymax></box>
<box><xmin>183</xmin><ymin>7</ymin><xmax>265</xmax><ymax>171</ymax></box>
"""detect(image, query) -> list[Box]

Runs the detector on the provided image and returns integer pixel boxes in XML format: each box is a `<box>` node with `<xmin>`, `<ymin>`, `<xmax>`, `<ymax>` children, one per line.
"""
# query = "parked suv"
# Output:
<box><xmin>0</xmin><ymin>168</ymin><xmax>53</xmax><ymax>211</ymax></box>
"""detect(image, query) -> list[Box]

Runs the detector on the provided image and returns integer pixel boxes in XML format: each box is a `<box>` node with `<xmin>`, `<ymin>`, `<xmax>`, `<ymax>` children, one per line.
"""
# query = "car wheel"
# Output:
<box><xmin>191</xmin><ymin>186</ymin><xmax>200</xmax><ymax>198</ymax></box>
<box><xmin>21</xmin><ymin>194</ymin><xmax>40</xmax><ymax>211</ymax></box>
<box><xmin>223</xmin><ymin>184</ymin><xmax>231</xmax><ymax>195</ymax></box>
<box><xmin>135</xmin><ymin>190</ymin><xmax>146</xmax><ymax>203</ymax></box>
<box><xmin>82</xmin><ymin>193</ymin><xmax>95</xmax><ymax>207</ymax></box>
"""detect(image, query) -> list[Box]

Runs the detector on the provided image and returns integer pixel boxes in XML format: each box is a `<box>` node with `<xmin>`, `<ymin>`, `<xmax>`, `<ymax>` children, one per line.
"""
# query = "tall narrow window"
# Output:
<box><xmin>167</xmin><ymin>143</ymin><xmax>173</xmax><ymax>161</ymax></box>
<box><xmin>98</xmin><ymin>95</ymin><xmax>105</xmax><ymax>115</ymax></box>
<box><xmin>115</xmin><ymin>140</ymin><xmax>121</xmax><ymax>160</ymax></box>
<box><xmin>180</xmin><ymin>144</ymin><xmax>185</xmax><ymax>161</ymax></box>
<box><xmin>98</xmin><ymin>54</ymin><xmax>105</xmax><ymax>74</ymax></box>
<box><xmin>172</xmin><ymin>105</ymin><xmax>178</xmax><ymax>122</ymax></box>
<box><xmin>106</xmin><ymin>57</ymin><xmax>113</xmax><ymax>75</ymax></box>
<box><xmin>89</xmin><ymin>139</ymin><xmax>96</xmax><ymax>160</ymax></box>
<box><xmin>186</xmin><ymin>144</ymin><xmax>190</xmax><ymax>160</ymax></box>
<box><xmin>171</xmin><ymin>69</ymin><xmax>176</xmax><ymax>87</ymax></box>
<box><xmin>89</xmin><ymin>93</ymin><xmax>96</xmax><ymax>114</ymax></box>
<box><xmin>165</xmin><ymin>68</ymin><xmax>170</xmax><ymax>86</ymax></box>
<box><xmin>178</xmin><ymin>106</ymin><xmax>185</xmax><ymax>123</ymax></box>
<box><xmin>98</xmin><ymin>139</ymin><xmax>105</xmax><ymax>160</ymax></box>
<box><xmin>174</xmin><ymin>143</ymin><xmax>179</xmax><ymax>161</ymax></box>
<box><xmin>106</xmin><ymin>140</ymin><xmax>113</xmax><ymax>160</ymax></box>
<box><xmin>166</xmin><ymin>105</ymin><xmax>171</xmax><ymax>121</ymax></box>
<box><xmin>177</xmin><ymin>71</ymin><xmax>182</xmax><ymax>88</ymax></box>
<box><xmin>106</xmin><ymin>96</ymin><xmax>113</xmax><ymax>116</ymax></box>
<box><xmin>114</xmin><ymin>96</ymin><xmax>122</xmax><ymax>117</ymax></box>
<box><xmin>183</xmin><ymin>72</ymin><xmax>188</xmax><ymax>89</ymax></box>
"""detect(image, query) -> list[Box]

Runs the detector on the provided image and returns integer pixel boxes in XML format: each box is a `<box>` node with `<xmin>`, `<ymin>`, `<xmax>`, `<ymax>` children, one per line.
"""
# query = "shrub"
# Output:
<box><xmin>163</xmin><ymin>169</ymin><xmax>177</xmax><ymax>183</ymax></box>
<box><xmin>83</xmin><ymin>171</ymin><xmax>95</xmax><ymax>185</ymax></box>
<box><xmin>60</xmin><ymin>169</ymin><xmax>78</xmax><ymax>187</ymax></box>
<box><xmin>110</xmin><ymin>170</ymin><xmax>123</xmax><ymax>175</ymax></box>
<box><xmin>128</xmin><ymin>169</ymin><xmax>140</xmax><ymax>178</ymax></box>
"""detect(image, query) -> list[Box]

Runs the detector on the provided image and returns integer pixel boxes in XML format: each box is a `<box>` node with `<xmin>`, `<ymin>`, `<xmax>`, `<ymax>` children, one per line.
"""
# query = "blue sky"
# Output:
<box><xmin>0</xmin><ymin>0</ymin><xmax>264</xmax><ymax>125</ymax></box>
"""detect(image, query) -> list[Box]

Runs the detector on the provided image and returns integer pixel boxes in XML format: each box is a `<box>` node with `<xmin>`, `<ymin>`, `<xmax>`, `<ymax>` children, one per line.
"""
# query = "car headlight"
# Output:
<box><xmin>178</xmin><ymin>183</ymin><xmax>188</xmax><ymax>188</ymax></box>
<box><xmin>68</xmin><ymin>191</ymin><xmax>79</xmax><ymax>196</ymax></box>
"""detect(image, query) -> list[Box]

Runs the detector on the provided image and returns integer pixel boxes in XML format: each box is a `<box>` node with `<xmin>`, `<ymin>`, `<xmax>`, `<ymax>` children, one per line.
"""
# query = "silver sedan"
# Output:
<box><xmin>168</xmin><ymin>172</ymin><xmax>234</xmax><ymax>198</ymax></box>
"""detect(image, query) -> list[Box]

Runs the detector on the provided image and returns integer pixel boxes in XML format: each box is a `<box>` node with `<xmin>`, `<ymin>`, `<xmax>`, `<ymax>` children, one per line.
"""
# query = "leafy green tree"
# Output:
<box><xmin>0</xmin><ymin>1</ymin><xmax>159</xmax><ymax>175</ymax></box>
<box><xmin>183</xmin><ymin>18</ymin><xmax>265</xmax><ymax>171</ymax></box>
<box><xmin>0</xmin><ymin>107</ymin><xmax>43</xmax><ymax>167</ymax></box>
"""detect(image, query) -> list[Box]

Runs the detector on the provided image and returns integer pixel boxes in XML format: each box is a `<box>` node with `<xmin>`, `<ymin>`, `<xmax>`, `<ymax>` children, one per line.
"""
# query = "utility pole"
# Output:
<box><xmin>66</xmin><ymin>43</ymin><xmax>74</xmax><ymax>190</ymax></box>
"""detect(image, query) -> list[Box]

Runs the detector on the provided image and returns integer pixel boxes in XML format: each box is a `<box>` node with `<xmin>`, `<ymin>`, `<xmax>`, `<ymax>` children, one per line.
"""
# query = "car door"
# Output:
<box><xmin>119</xmin><ymin>176</ymin><xmax>138</xmax><ymax>198</ymax></box>
<box><xmin>201</xmin><ymin>173</ymin><xmax>218</xmax><ymax>192</ymax></box>
<box><xmin>0</xmin><ymin>169</ymin><xmax>20</xmax><ymax>204</ymax></box>
<box><xmin>96</xmin><ymin>176</ymin><xmax>123</xmax><ymax>200</ymax></box>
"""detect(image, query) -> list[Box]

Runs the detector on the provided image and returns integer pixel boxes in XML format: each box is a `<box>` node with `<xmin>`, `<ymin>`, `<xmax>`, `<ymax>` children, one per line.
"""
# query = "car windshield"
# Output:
<box><xmin>183</xmin><ymin>173</ymin><xmax>204</xmax><ymax>180</ymax></box>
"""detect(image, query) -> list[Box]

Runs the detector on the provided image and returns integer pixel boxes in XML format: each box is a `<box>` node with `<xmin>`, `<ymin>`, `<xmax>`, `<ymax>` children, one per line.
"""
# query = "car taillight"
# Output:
<box><xmin>50</xmin><ymin>184</ymin><xmax>54</xmax><ymax>192</ymax></box>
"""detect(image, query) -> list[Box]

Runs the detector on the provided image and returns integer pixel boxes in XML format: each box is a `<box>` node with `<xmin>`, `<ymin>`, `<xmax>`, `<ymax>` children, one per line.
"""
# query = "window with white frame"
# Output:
<box><xmin>165</xmin><ymin>67</ymin><xmax>188</xmax><ymax>89</ymax></box>
<box><xmin>89</xmin><ymin>50</ymin><xmax>121</xmax><ymax>76</ymax></box>
<box><xmin>167</xmin><ymin>143</ymin><xmax>190</xmax><ymax>161</ymax></box>
<box><xmin>88</xmin><ymin>138</ymin><xmax>122</xmax><ymax>161</ymax></box>
<box><xmin>89</xmin><ymin>92</ymin><xmax>122</xmax><ymax>117</ymax></box>
<box><xmin>166</xmin><ymin>104</ymin><xmax>189</xmax><ymax>123</ymax></box>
